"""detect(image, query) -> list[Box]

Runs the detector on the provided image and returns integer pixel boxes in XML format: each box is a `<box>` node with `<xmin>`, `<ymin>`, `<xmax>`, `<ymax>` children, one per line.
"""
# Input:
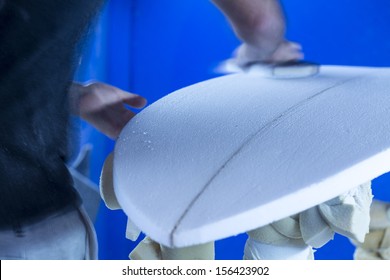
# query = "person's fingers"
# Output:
<box><xmin>86</xmin><ymin>82</ymin><xmax>147</xmax><ymax>109</ymax></box>
<box><xmin>234</xmin><ymin>40</ymin><xmax>304</xmax><ymax>66</ymax></box>
<box><xmin>119</xmin><ymin>109</ymin><xmax>136</xmax><ymax>126</ymax></box>
<box><xmin>287</xmin><ymin>41</ymin><xmax>303</xmax><ymax>51</ymax></box>
<box><xmin>117</xmin><ymin>89</ymin><xmax>147</xmax><ymax>109</ymax></box>
<box><xmin>270</xmin><ymin>41</ymin><xmax>304</xmax><ymax>62</ymax></box>
<box><xmin>106</xmin><ymin>109</ymin><xmax>136</xmax><ymax>139</ymax></box>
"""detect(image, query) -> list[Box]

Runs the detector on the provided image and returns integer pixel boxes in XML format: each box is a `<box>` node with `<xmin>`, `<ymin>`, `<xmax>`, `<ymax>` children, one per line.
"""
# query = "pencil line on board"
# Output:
<box><xmin>169</xmin><ymin>75</ymin><xmax>362</xmax><ymax>246</ymax></box>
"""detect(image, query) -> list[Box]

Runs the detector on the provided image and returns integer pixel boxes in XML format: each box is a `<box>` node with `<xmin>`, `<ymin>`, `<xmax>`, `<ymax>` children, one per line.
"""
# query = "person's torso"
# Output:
<box><xmin>0</xmin><ymin>0</ymin><xmax>104</xmax><ymax>228</ymax></box>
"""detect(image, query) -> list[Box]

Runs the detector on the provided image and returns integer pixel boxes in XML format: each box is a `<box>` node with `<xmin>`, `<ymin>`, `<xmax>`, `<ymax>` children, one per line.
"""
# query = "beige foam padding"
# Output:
<box><xmin>369</xmin><ymin>199</ymin><xmax>390</xmax><ymax>229</ymax></box>
<box><xmin>244</xmin><ymin>184</ymin><xmax>369</xmax><ymax>259</ymax></box>
<box><xmin>351</xmin><ymin>199</ymin><xmax>390</xmax><ymax>260</ymax></box>
<box><xmin>299</xmin><ymin>206</ymin><xmax>335</xmax><ymax>248</ymax></box>
<box><xmin>129</xmin><ymin>237</ymin><xmax>161</xmax><ymax>260</ymax></box>
<box><xmin>243</xmin><ymin>238</ymin><xmax>314</xmax><ymax>260</ymax></box>
<box><xmin>357</xmin><ymin>230</ymin><xmax>385</xmax><ymax>250</ymax></box>
<box><xmin>245</xmin><ymin>216</ymin><xmax>310</xmax><ymax>260</ymax></box>
<box><xmin>114</xmin><ymin>66</ymin><xmax>390</xmax><ymax>247</ymax></box>
<box><xmin>379</xmin><ymin>228</ymin><xmax>390</xmax><ymax>259</ymax></box>
<box><xmin>353</xmin><ymin>229</ymin><xmax>390</xmax><ymax>260</ymax></box>
<box><xmin>125</xmin><ymin>218</ymin><xmax>141</xmax><ymax>241</ymax></box>
<box><xmin>354</xmin><ymin>248</ymin><xmax>382</xmax><ymax>260</ymax></box>
<box><xmin>129</xmin><ymin>237</ymin><xmax>214</xmax><ymax>260</ymax></box>
<box><xmin>99</xmin><ymin>152</ymin><xmax>121</xmax><ymax>210</ymax></box>
<box><xmin>247</xmin><ymin>224</ymin><xmax>290</xmax><ymax>245</ymax></box>
<box><xmin>271</xmin><ymin>216</ymin><xmax>302</xmax><ymax>239</ymax></box>
<box><xmin>318</xmin><ymin>182</ymin><xmax>372</xmax><ymax>242</ymax></box>
<box><xmin>160</xmin><ymin>242</ymin><xmax>214</xmax><ymax>260</ymax></box>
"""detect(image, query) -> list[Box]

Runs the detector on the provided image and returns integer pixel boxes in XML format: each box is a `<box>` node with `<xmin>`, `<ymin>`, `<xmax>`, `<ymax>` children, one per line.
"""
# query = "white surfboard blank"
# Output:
<box><xmin>114</xmin><ymin>66</ymin><xmax>390</xmax><ymax>248</ymax></box>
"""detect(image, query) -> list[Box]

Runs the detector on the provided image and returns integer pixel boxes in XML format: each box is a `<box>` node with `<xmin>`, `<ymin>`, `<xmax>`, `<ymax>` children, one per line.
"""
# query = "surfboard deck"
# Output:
<box><xmin>113</xmin><ymin>66</ymin><xmax>390</xmax><ymax>248</ymax></box>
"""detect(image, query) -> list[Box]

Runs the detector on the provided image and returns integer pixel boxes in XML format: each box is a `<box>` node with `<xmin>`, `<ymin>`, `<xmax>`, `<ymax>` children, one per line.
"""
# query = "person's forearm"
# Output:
<box><xmin>211</xmin><ymin>0</ymin><xmax>285</xmax><ymax>55</ymax></box>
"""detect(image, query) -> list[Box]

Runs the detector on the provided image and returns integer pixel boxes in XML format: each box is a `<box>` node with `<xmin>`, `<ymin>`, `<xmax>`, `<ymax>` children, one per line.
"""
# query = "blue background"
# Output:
<box><xmin>74</xmin><ymin>0</ymin><xmax>390</xmax><ymax>259</ymax></box>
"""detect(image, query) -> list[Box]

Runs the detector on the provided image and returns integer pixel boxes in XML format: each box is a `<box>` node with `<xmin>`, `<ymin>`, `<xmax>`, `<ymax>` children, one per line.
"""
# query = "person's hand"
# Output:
<box><xmin>235</xmin><ymin>40</ymin><xmax>303</xmax><ymax>66</ymax></box>
<box><xmin>70</xmin><ymin>81</ymin><xmax>147</xmax><ymax>139</ymax></box>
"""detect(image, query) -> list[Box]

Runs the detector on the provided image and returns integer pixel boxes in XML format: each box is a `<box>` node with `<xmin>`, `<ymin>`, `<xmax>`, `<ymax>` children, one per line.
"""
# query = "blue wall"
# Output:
<box><xmin>75</xmin><ymin>0</ymin><xmax>390</xmax><ymax>260</ymax></box>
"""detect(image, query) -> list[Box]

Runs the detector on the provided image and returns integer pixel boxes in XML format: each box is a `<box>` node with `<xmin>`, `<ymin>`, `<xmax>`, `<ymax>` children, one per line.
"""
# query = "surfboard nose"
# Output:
<box><xmin>113</xmin><ymin>66</ymin><xmax>390</xmax><ymax>248</ymax></box>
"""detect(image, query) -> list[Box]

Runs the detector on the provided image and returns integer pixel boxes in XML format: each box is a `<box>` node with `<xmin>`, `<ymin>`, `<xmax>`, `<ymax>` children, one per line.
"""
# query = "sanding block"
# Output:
<box><xmin>216</xmin><ymin>59</ymin><xmax>320</xmax><ymax>79</ymax></box>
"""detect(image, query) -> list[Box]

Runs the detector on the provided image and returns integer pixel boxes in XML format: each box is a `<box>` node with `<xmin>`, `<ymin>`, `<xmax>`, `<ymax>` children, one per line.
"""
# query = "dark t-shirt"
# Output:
<box><xmin>0</xmin><ymin>0</ymin><xmax>104</xmax><ymax>228</ymax></box>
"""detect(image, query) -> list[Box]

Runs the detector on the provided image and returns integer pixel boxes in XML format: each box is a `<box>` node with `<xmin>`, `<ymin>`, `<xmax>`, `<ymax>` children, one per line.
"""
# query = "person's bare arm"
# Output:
<box><xmin>211</xmin><ymin>0</ymin><xmax>302</xmax><ymax>64</ymax></box>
